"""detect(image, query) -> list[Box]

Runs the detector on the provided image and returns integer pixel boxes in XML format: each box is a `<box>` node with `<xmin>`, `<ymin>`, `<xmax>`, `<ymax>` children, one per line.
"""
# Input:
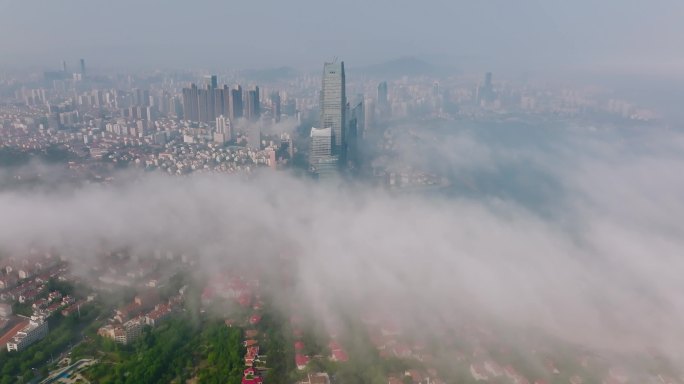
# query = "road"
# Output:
<box><xmin>40</xmin><ymin>359</ymin><xmax>97</xmax><ymax>384</ymax></box>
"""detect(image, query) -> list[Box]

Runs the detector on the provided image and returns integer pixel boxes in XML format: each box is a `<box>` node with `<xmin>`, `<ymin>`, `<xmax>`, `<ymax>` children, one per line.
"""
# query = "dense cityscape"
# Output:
<box><xmin>1</xmin><ymin>1</ymin><xmax>684</xmax><ymax>383</ymax></box>
<box><xmin>0</xmin><ymin>56</ymin><xmax>660</xmax><ymax>187</ymax></box>
<box><xmin>0</xmin><ymin>54</ymin><xmax>677</xmax><ymax>384</ymax></box>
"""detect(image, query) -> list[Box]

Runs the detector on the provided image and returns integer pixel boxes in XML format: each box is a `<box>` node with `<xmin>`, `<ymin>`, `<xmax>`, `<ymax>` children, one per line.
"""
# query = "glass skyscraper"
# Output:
<box><xmin>309</xmin><ymin>127</ymin><xmax>338</xmax><ymax>179</ymax></box>
<box><xmin>320</xmin><ymin>61</ymin><xmax>346</xmax><ymax>157</ymax></box>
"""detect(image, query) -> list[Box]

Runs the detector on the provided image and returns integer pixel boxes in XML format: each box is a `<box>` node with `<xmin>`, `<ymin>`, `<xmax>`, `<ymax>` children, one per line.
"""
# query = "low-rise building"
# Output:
<box><xmin>144</xmin><ymin>303</ymin><xmax>172</xmax><ymax>327</ymax></box>
<box><xmin>6</xmin><ymin>316</ymin><xmax>49</xmax><ymax>352</ymax></box>
<box><xmin>98</xmin><ymin>318</ymin><xmax>144</xmax><ymax>345</ymax></box>
<box><xmin>0</xmin><ymin>302</ymin><xmax>12</xmax><ymax>317</ymax></box>
<box><xmin>298</xmin><ymin>373</ymin><xmax>331</xmax><ymax>384</ymax></box>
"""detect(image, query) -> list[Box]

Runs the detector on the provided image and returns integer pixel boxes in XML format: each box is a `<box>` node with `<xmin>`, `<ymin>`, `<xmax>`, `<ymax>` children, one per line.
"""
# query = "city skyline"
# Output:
<box><xmin>0</xmin><ymin>20</ymin><xmax>684</xmax><ymax>384</ymax></box>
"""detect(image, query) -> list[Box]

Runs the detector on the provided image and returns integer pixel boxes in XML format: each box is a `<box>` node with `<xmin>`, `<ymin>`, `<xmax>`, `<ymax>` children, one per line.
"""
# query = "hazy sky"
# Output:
<box><xmin>1</xmin><ymin>0</ymin><xmax>683</xmax><ymax>72</ymax></box>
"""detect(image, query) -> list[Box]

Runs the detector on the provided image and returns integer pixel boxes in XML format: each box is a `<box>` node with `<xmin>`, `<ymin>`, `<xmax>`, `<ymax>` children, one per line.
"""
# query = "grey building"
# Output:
<box><xmin>320</xmin><ymin>61</ymin><xmax>346</xmax><ymax>158</ymax></box>
<box><xmin>309</xmin><ymin>127</ymin><xmax>338</xmax><ymax>179</ymax></box>
<box><xmin>377</xmin><ymin>81</ymin><xmax>389</xmax><ymax>119</ymax></box>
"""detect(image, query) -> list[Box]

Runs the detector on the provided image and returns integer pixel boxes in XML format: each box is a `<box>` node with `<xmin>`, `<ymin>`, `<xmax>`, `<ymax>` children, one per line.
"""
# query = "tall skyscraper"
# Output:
<box><xmin>346</xmin><ymin>102</ymin><xmax>364</xmax><ymax>171</ymax></box>
<box><xmin>320</xmin><ymin>61</ymin><xmax>346</xmax><ymax>158</ymax></box>
<box><xmin>271</xmin><ymin>92</ymin><xmax>281</xmax><ymax>123</ymax></box>
<box><xmin>209</xmin><ymin>75</ymin><xmax>218</xmax><ymax>90</ymax></box>
<box><xmin>182</xmin><ymin>84</ymin><xmax>199</xmax><ymax>122</ymax></box>
<box><xmin>222</xmin><ymin>85</ymin><xmax>231</xmax><ymax>118</ymax></box>
<box><xmin>364</xmin><ymin>97</ymin><xmax>375</xmax><ymax>136</ymax></box>
<box><xmin>197</xmin><ymin>87</ymin><xmax>210</xmax><ymax>123</ymax></box>
<box><xmin>377</xmin><ymin>81</ymin><xmax>389</xmax><ymax>119</ymax></box>
<box><xmin>230</xmin><ymin>86</ymin><xmax>243</xmax><ymax>121</ymax></box>
<box><xmin>477</xmin><ymin>72</ymin><xmax>495</xmax><ymax>105</ymax></box>
<box><xmin>80</xmin><ymin>59</ymin><xmax>86</xmax><ymax>76</ymax></box>
<box><xmin>244</xmin><ymin>86</ymin><xmax>260</xmax><ymax>121</ymax></box>
<box><xmin>309</xmin><ymin>127</ymin><xmax>337</xmax><ymax>179</ymax></box>
<box><xmin>214</xmin><ymin>87</ymin><xmax>226</xmax><ymax>118</ymax></box>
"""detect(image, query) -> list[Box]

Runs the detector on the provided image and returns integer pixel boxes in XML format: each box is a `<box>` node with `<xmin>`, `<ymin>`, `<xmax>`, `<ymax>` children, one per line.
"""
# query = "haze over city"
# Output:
<box><xmin>2</xmin><ymin>0</ymin><xmax>684</xmax><ymax>74</ymax></box>
<box><xmin>0</xmin><ymin>1</ymin><xmax>683</xmax><ymax>384</ymax></box>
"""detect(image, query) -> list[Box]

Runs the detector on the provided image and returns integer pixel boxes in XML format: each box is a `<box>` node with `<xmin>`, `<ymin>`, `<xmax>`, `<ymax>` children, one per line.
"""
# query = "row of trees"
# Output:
<box><xmin>84</xmin><ymin>318</ymin><xmax>199</xmax><ymax>383</ymax></box>
<box><xmin>82</xmin><ymin>316</ymin><xmax>245</xmax><ymax>384</ymax></box>
<box><xmin>197</xmin><ymin>323</ymin><xmax>244</xmax><ymax>383</ymax></box>
<box><xmin>257</xmin><ymin>311</ymin><xmax>296</xmax><ymax>384</ymax></box>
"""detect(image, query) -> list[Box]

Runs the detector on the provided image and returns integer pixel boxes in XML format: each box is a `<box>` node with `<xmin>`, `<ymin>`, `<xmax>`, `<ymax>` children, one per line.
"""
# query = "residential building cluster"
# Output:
<box><xmin>97</xmin><ymin>289</ymin><xmax>183</xmax><ymax>345</ymax></box>
<box><xmin>6</xmin><ymin>315</ymin><xmax>49</xmax><ymax>352</ymax></box>
<box><xmin>0</xmin><ymin>253</ymin><xmax>84</xmax><ymax>352</ymax></box>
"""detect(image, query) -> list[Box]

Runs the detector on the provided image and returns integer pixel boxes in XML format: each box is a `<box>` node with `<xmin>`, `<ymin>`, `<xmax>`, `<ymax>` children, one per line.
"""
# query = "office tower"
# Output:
<box><xmin>377</xmin><ymin>81</ymin><xmax>389</xmax><ymax>119</ymax></box>
<box><xmin>271</xmin><ymin>92</ymin><xmax>281</xmax><ymax>123</ymax></box>
<box><xmin>346</xmin><ymin>102</ymin><xmax>364</xmax><ymax>171</ymax></box>
<box><xmin>209</xmin><ymin>75</ymin><xmax>218</xmax><ymax>90</ymax></box>
<box><xmin>377</xmin><ymin>81</ymin><xmax>388</xmax><ymax>104</ymax></box>
<box><xmin>477</xmin><ymin>72</ymin><xmax>495</xmax><ymax>104</ymax></box>
<box><xmin>432</xmin><ymin>81</ymin><xmax>440</xmax><ymax>98</ymax></box>
<box><xmin>62</xmin><ymin>60</ymin><xmax>67</xmax><ymax>73</ymax></box>
<box><xmin>364</xmin><ymin>97</ymin><xmax>375</xmax><ymax>136</ymax></box>
<box><xmin>309</xmin><ymin>127</ymin><xmax>337</xmax><ymax>179</ymax></box>
<box><xmin>244</xmin><ymin>86</ymin><xmax>260</xmax><ymax>121</ymax></box>
<box><xmin>320</xmin><ymin>61</ymin><xmax>346</xmax><ymax>158</ymax></box>
<box><xmin>80</xmin><ymin>59</ymin><xmax>86</xmax><ymax>76</ymax></box>
<box><xmin>230</xmin><ymin>85</ymin><xmax>243</xmax><ymax>121</ymax></box>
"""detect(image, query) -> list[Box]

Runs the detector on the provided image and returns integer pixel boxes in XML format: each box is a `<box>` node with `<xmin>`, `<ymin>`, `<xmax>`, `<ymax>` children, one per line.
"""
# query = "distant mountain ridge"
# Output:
<box><xmin>356</xmin><ymin>56</ymin><xmax>437</xmax><ymax>77</ymax></box>
<box><xmin>240</xmin><ymin>66</ymin><xmax>299</xmax><ymax>81</ymax></box>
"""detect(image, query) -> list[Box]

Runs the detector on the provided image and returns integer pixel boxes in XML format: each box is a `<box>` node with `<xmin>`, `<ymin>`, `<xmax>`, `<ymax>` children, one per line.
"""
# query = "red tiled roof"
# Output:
<box><xmin>0</xmin><ymin>319</ymin><xmax>30</xmax><ymax>345</ymax></box>
<box><xmin>328</xmin><ymin>340</ymin><xmax>341</xmax><ymax>350</ymax></box>
<box><xmin>332</xmin><ymin>348</ymin><xmax>348</xmax><ymax>362</ymax></box>
<box><xmin>295</xmin><ymin>354</ymin><xmax>309</xmax><ymax>367</ymax></box>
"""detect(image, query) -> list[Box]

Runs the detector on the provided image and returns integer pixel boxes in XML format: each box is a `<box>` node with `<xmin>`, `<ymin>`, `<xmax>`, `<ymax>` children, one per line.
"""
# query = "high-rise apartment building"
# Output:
<box><xmin>197</xmin><ymin>87</ymin><xmax>211</xmax><ymax>123</ymax></box>
<box><xmin>244</xmin><ymin>86</ymin><xmax>260</xmax><ymax>121</ymax></box>
<box><xmin>271</xmin><ymin>92</ymin><xmax>281</xmax><ymax>123</ymax></box>
<box><xmin>183</xmin><ymin>83</ymin><xmax>224</xmax><ymax>123</ymax></box>
<box><xmin>230</xmin><ymin>86</ymin><xmax>243</xmax><ymax>121</ymax></box>
<box><xmin>182</xmin><ymin>84</ymin><xmax>199</xmax><ymax>122</ymax></box>
<box><xmin>377</xmin><ymin>81</ymin><xmax>389</xmax><ymax>120</ymax></box>
<box><xmin>215</xmin><ymin>115</ymin><xmax>231</xmax><ymax>143</ymax></box>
